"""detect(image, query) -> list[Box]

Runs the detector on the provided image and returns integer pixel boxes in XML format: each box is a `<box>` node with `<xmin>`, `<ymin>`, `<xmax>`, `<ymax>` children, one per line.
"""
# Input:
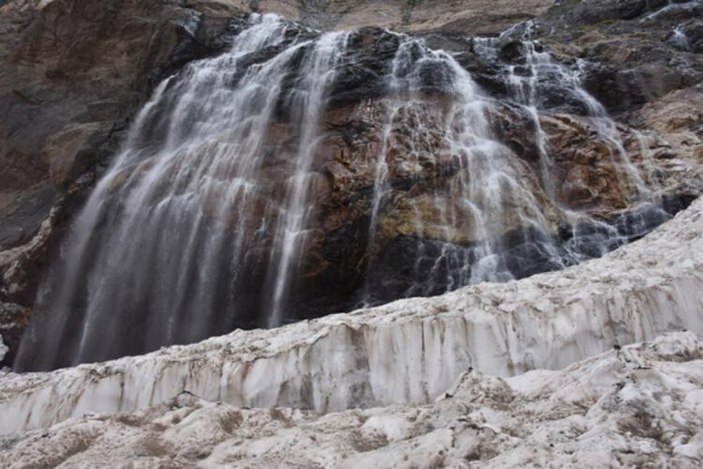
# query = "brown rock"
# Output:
<box><xmin>41</xmin><ymin>122</ymin><xmax>113</xmax><ymax>189</ymax></box>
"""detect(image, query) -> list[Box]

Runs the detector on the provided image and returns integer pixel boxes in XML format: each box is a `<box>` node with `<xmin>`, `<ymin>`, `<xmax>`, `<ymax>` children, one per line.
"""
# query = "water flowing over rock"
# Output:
<box><xmin>0</xmin><ymin>335</ymin><xmax>7</xmax><ymax>363</ymax></box>
<box><xmin>0</xmin><ymin>0</ymin><xmax>251</xmax><ymax>365</ymax></box>
<box><xmin>12</xmin><ymin>8</ymin><xmax>699</xmax><ymax>370</ymax></box>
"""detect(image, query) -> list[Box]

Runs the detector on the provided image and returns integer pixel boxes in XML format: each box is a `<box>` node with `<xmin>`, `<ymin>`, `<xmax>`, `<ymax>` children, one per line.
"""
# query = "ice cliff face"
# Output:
<box><xmin>1</xmin><ymin>332</ymin><xmax>702</xmax><ymax>467</ymax></box>
<box><xmin>1</xmin><ymin>197</ymin><xmax>702</xmax><ymax>437</ymax></box>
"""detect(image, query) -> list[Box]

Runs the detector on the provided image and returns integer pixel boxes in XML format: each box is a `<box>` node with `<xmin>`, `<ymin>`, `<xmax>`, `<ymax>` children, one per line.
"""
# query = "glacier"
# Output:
<box><xmin>1</xmin><ymin>332</ymin><xmax>702</xmax><ymax>466</ymax></box>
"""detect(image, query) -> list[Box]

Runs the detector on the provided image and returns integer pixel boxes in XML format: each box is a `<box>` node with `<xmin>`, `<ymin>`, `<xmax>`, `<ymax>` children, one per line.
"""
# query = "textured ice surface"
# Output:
<box><xmin>1</xmin><ymin>332</ymin><xmax>701</xmax><ymax>467</ymax></box>
<box><xmin>0</xmin><ymin>198</ymin><xmax>702</xmax><ymax>436</ymax></box>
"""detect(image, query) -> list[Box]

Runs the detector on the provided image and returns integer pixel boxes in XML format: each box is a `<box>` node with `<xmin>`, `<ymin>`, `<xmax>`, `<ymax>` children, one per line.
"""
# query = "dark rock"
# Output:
<box><xmin>0</xmin><ymin>183</ymin><xmax>54</xmax><ymax>251</ymax></box>
<box><xmin>328</xmin><ymin>28</ymin><xmax>401</xmax><ymax>108</ymax></box>
<box><xmin>581</xmin><ymin>60</ymin><xmax>695</xmax><ymax>113</ymax></box>
<box><xmin>580</xmin><ymin>63</ymin><xmax>643</xmax><ymax>112</ymax></box>
<box><xmin>455</xmin><ymin>52</ymin><xmax>510</xmax><ymax>98</ymax></box>
<box><xmin>499</xmin><ymin>41</ymin><xmax>528</xmax><ymax>63</ymax></box>
<box><xmin>642</xmin><ymin>1</ymin><xmax>703</xmax><ymax>22</ymax></box>
<box><xmin>683</xmin><ymin>21</ymin><xmax>703</xmax><ymax>53</ymax></box>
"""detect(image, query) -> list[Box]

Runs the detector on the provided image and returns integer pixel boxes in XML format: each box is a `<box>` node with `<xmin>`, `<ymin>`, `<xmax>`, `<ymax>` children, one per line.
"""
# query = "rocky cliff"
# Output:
<box><xmin>2</xmin><ymin>0</ymin><xmax>702</xmax><ymax>369</ymax></box>
<box><xmin>0</xmin><ymin>0</ymin><xmax>250</xmax><ymax>364</ymax></box>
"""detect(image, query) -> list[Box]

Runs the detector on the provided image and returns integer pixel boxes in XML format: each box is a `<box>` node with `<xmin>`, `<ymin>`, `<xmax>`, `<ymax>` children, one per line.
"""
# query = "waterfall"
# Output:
<box><xmin>643</xmin><ymin>0</ymin><xmax>702</xmax><ymax>21</ymax></box>
<box><xmin>472</xmin><ymin>27</ymin><xmax>672</xmax><ymax>263</ymax></box>
<box><xmin>265</xmin><ymin>31</ymin><xmax>351</xmax><ymax>328</ymax></box>
<box><xmin>16</xmin><ymin>14</ymin><xmax>349</xmax><ymax>369</ymax></box>
<box><xmin>670</xmin><ymin>25</ymin><xmax>691</xmax><ymax>51</ymax></box>
<box><xmin>360</xmin><ymin>36</ymin><xmax>561</xmax><ymax>305</ymax></box>
<box><xmin>15</xmin><ymin>15</ymin><xmax>672</xmax><ymax>371</ymax></box>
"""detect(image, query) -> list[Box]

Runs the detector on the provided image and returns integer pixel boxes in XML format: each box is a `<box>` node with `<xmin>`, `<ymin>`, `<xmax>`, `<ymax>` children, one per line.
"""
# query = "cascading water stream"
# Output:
<box><xmin>671</xmin><ymin>24</ymin><xmax>692</xmax><ymax>50</ymax></box>
<box><xmin>265</xmin><ymin>31</ymin><xmax>351</xmax><ymax>327</ymax></box>
<box><xmin>472</xmin><ymin>25</ymin><xmax>673</xmax><ymax>263</ymax></box>
<box><xmin>643</xmin><ymin>0</ymin><xmax>702</xmax><ymax>21</ymax></box>
<box><xmin>478</xmin><ymin>26</ymin><xmax>649</xmax><ymax>199</ymax></box>
<box><xmin>359</xmin><ymin>36</ymin><xmax>563</xmax><ymax>305</ymax></box>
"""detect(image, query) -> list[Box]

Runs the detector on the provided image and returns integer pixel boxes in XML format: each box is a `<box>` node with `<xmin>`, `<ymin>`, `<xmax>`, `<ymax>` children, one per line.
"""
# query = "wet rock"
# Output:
<box><xmin>682</xmin><ymin>21</ymin><xmax>703</xmax><ymax>53</ymax></box>
<box><xmin>498</xmin><ymin>41</ymin><xmax>528</xmax><ymax>63</ymax></box>
<box><xmin>0</xmin><ymin>182</ymin><xmax>54</xmax><ymax>251</ymax></box>
<box><xmin>490</xmin><ymin>104</ymin><xmax>542</xmax><ymax>162</ymax></box>
<box><xmin>544</xmin><ymin>1</ymin><xmax>703</xmax><ymax>114</ymax></box>
<box><xmin>581</xmin><ymin>63</ymin><xmax>644</xmax><ymax>112</ymax></box>
<box><xmin>2</xmin><ymin>0</ymin><xmax>703</xmax><ymax>368</ymax></box>
<box><xmin>582</xmin><ymin>61</ymin><xmax>693</xmax><ymax>113</ymax></box>
<box><xmin>0</xmin><ymin>335</ymin><xmax>6</xmax><ymax>363</ymax></box>
<box><xmin>540</xmin><ymin>114</ymin><xmax>634</xmax><ymax>212</ymax></box>
<box><xmin>327</xmin><ymin>28</ymin><xmax>401</xmax><ymax>107</ymax></box>
<box><xmin>642</xmin><ymin>0</ymin><xmax>703</xmax><ymax>22</ymax></box>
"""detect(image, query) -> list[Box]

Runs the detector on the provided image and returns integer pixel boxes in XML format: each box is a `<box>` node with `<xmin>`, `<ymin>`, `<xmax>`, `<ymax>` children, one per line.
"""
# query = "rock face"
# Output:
<box><xmin>1</xmin><ymin>337</ymin><xmax>702</xmax><ymax>467</ymax></box>
<box><xmin>1</xmin><ymin>196</ymin><xmax>702</xmax><ymax>436</ymax></box>
<box><xmin>1</xmin><ymin>0</ymin><xmax>703</xmax><ymax>368</ymax></box>
<box><xmin>226</xmin><ymin>0</ymin><xmax>555</xmax><ymax>33</ymax></box>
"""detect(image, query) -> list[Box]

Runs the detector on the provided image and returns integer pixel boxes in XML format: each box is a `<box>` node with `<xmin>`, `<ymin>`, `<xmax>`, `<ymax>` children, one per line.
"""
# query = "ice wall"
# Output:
<box><xmin>1</xmin><ymin>198</ymin><xmax>702</xmax><ymax>435</ymax></box>
<box><xmin>3</xmin><ymin>332</ymin><xmax>701</xmax><ymax>467</ymax></box>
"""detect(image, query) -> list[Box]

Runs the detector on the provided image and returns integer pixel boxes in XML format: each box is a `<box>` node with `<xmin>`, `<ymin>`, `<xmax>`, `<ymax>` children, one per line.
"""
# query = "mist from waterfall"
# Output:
<box><xmin>15</xmin><ymin>14</ymin><xmax>673</xmax><ymax>371</ymax></box>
